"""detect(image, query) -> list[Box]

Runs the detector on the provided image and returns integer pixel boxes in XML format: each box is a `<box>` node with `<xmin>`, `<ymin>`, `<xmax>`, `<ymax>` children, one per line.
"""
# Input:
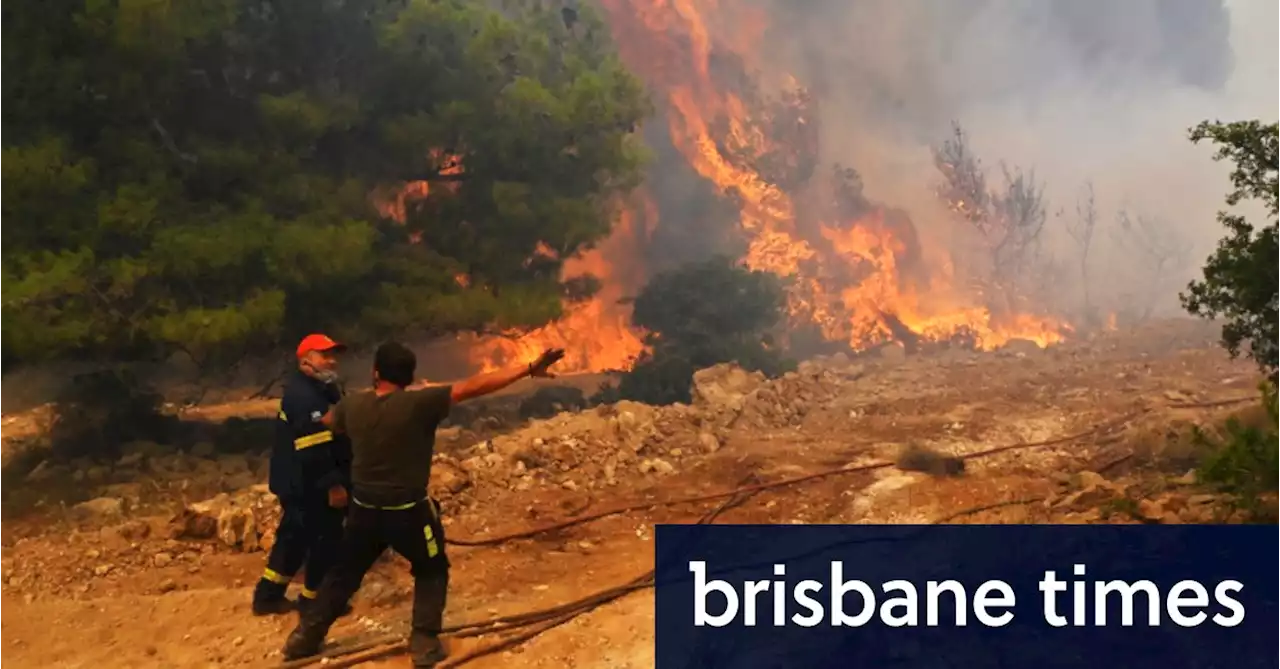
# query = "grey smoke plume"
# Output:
<box><xmin>721</xmin><ymin>0</ymin><xmax>1277</xmax><ymax>318</ymax></box>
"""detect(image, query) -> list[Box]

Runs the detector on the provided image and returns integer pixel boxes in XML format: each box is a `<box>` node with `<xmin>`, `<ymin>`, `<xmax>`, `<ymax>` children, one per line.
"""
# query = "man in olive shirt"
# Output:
<box><xmin>283</xmin><ymin>341</ymin><xmax>565</xmax><ymax>667</ymax></box>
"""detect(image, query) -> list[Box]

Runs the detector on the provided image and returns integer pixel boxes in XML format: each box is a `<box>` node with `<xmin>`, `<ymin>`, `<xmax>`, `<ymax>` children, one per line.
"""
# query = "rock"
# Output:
<box><xmin>1170</xmin><ymin>470</ymin><xmax>1198</xmax><ymax>486</ymax></box>
<box><xmin>92</xmin><ymin>564</ymin><xmax>114</xmax><ymax>577</ymax></box>
<box><xmin>430</xmin><ymin>458</ymin><xmax>472</xmax><ymax>497</ymax></box>
<box><xmin>217</xmin><ymin>507</ymin><xmax>259</xmax><ymax>552</ymax></box>
<box><xmin>1075</xmin><ymin>471</ymin><xmax>1107</xmax><ymax>489</ymax></box>
<box><xmin>612</xmin><ymin>405</ymin><xmax>656</xmax><ymax>450</ymax></box>
<box><xmin>158</xmin><ymin>579</ymin><xmax>178</xmax><ymax>593</ymax></box>
<box><xmin>698</xmin><ymin>432</ymin><xmax>722</xmax><ymax>454</ymax></box>
<box><xmin>222</xmin><ymin>471</ymin><xmax>258</xmax><ymax>492</ymax></box>
<box><xmin>85</xmin><ymin>466</ymin><xmax>110</xmax><ymax>484</ymax></box>
<box><xmin>1053</xmin><ymin>471</ymin><xmax>1127</xmax><ymax>509</ymax></box>
<box><xmin>169</xmin><ymin>508</ymin><xmax>219</xmax><ymax>540</ymax></box>
<box><xmin>1187</xmin><ymin>494</ymin><xmax>1218</xmax><ymax>506</ymax></box>
<box><xmin>101</xmin><ymin>483</ymin><xmax>143</xmax><ymax>504</ymax></box>
<box><xmin>877</xmin><ymin>343</ymin><xmax>907</xmax><ymax>362</ymax></box>
<box><xmin>638</xmin><ymin>458</ymin><xmax>675</xmax><ymax>476</ymax></box>
<box><xmin>216</xmin><ymin>454</ymin><xmax>250</xmax><ymax>475</ymax></box>
<box><xmin>116</xmin><ymin>519</ymin><xmax>152</xmax><ymax>541</ymax></box>
<box><xmin>153</xmin><ymin>552</ymin><xmax>174</xmax><ymax>568</ymax></box>
<box><xmin>169</xmin><ymin>488</ymin><xmax>274</xmax><ymax>551</ymax></box>
<box><xmin>117</xmin><ymin>452</ymin><xmax>146</xmax><ymax>469</ymax></box>
<box><xmin>1162</xmin><ymin>389</ymin><xmax>1195</xmax><ymax>403</ymax></box>
<box><xmin>150</xmin><ymin>454</ymin><xmax>191</xmax><ymax>475</ymax></box>
<box><xmin>691</xmin><ymin>364</ymin><xmax>765</xmax><ymax>412</ymax></box>
<box><xmin>190</xmin><ymin>442</ymin><xmax>217</xmax><ymax>458</ymax></box>
<box><xmin>71</xmin><ymin>497</ymin><xmax>125</xmax><ymax>522</ymax></box>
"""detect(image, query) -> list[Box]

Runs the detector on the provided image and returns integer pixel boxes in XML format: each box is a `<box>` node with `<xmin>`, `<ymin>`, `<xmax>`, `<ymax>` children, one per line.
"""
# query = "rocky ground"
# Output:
<box><xmin>0</xmin><ymin>318</ymin><xmax>1271</xmax><ymax>669</ymax></box>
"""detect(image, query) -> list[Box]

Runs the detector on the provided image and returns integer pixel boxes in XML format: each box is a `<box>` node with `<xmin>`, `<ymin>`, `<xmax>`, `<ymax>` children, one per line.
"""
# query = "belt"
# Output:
<box><xmin>352</xmin><ymin>496</ymin><xmax>421</xmax><ymax>510</ymax></box>
<box><xmin>352</xmin><ymin>496</ymin><xmax>440</xmax><ymax>520</ymax></box>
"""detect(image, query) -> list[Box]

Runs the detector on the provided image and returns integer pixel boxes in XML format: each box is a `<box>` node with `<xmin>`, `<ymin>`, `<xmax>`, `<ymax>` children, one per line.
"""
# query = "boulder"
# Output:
<box><xmin>168</xmin><ymin>486</ymin><xmax>277</xmax><ymax>551</ymax></box>
<box><xmin>71</xmin><ymin>497</ymin><xmax>125</xmax><ymax>522</ymax></box>
<box><xmin>691</xmin><ymin>364</ymin><xmax>765</xmax><ymax>412</ymax></box>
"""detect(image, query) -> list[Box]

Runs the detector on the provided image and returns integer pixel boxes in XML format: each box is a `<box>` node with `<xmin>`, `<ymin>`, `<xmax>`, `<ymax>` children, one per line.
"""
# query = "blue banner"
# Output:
<box><xmin>654</xmin><ymin>525</ymin><xmax>1278</xmax><ymax>668</ymax></box>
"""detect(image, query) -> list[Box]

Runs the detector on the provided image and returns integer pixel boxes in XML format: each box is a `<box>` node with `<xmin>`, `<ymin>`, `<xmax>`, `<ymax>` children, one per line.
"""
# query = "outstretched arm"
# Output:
<box><xmin>448</xmin><ymin>365</ymin><xmax>529</xmax><ymax>404</ymax></box>
<box><xmin>412</xmin><ymin>348</ymin><xmax>566</xmax><ymax>405</ymax></box>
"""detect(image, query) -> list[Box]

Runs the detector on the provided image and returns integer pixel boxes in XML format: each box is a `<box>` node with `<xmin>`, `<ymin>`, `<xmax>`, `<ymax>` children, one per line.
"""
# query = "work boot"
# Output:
<box><xmin>282</xmin><ymin>616</ymin><xmax>331</xmax><ymax>661</ymax></box>
<box><xmin>409</xmin><ymin>632</ymin><xmax>448</xmax><ymax>668</ymax></box>
<box><xmin>251</xmin><ymin>580</ymin><xmax>295</xmax><ymax>616</ymax></box>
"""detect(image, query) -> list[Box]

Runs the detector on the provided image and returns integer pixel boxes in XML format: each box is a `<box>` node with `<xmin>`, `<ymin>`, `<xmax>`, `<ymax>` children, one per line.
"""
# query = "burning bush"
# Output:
<box><xmin>602</xmin><ymin>258</ymin><xmax>794</xmax><ymax>405</ymax></box>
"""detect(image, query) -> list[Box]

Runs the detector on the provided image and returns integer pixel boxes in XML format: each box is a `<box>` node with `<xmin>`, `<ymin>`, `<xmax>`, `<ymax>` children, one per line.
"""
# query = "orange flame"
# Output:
<box><xmin>386</xmin><ymin>3</ymin><xmax>1072</xmax><ymax>375</ymax></box>
<box><xmin>465</xmin><ymin>193</ymin><xmax>657</xmax><ymax>373</ymax></box>
<box><xmin>600</xmin><ymin>0</ymin><xmax>1069</xmax><ymax>353</ymax></box>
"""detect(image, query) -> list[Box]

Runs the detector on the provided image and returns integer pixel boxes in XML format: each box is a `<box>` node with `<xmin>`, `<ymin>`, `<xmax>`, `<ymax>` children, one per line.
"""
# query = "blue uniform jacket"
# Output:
<box><xmin>269</xmin><ymin>369</ymin><xmax>352</xmax><ymax>500</ymax></box>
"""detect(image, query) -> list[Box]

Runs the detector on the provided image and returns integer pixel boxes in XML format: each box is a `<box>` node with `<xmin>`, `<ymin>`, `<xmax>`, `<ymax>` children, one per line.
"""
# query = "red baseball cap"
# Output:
<box><xmin>296</xmin><ymin>333</ymin><xmax>347</xmax><ymax>358</ymax></box>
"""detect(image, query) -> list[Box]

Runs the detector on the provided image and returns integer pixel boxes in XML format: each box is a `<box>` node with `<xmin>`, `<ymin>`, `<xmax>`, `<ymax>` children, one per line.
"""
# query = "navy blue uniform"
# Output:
<box><xmin>253</xmin><ymin>370</ymin><xmax>352</xmax><ymax>609</ymax></box>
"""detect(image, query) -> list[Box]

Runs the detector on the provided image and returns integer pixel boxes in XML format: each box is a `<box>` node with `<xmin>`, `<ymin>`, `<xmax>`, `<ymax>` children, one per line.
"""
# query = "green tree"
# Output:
<box><xmin>607</xmin><ymin>257</ymin><xmax>793</xmax><ymax>405</ymax></box>
<box><xmin>1182</xmin><ymin>120</ymin><xmax>1278</xmax><ymax>380</ymax></box>
<box><xmin>2</xmin><ymin>0</ymin><xmax>650</xmax><ymax>369</ymax></box>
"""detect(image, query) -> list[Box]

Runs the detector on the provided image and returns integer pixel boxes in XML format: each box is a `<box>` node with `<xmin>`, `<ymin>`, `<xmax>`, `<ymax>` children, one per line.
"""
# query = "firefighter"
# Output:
<box><xmin>282</xmin><ymin>341</ymin><xmax>565</xmax><ymax>667</ymax></box>
<box><xmin>252</xmin><ymin>333</ymin><xmax>354</xmax><ymax>616</ymax></box>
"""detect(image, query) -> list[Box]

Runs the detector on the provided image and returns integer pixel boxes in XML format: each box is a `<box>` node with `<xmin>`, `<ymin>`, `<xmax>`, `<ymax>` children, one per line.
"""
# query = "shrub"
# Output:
<box><xmin>603</xmin><ymin>258</ymin><xmax>793</xmax><ymax>405</ymax></box>
<box><xmin>1195</xmin><ymin>383</ymin><xmax>1279</xmax><ymax>521</ymax></box>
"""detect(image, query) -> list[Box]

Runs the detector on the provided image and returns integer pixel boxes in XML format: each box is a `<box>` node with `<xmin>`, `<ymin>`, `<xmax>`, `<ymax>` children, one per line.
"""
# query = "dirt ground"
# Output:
<box><xmin>0</xmin><ymin>319</ymin><xmax>1267</xmax><ymax>669</ymax></box>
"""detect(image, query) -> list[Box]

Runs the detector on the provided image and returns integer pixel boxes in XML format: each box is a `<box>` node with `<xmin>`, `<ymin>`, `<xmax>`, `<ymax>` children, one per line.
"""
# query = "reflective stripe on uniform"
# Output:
<box><xmin>294</xmin><ymin>430</ymin><xmax>333</xmax><ymax>450</ymax></box>
<box><xmin>424</xmin><ymin>525</ymin><xmax>439</xmax><ymax>558</ymax></box>
<box><xmin>278</xmin><ymin>410</ymin><xmax>288</xmax><ymax>421</ymax></box>
<box><xmin>262</xmin><ymin>568</ymin><xmax>291</xmax><ymax>585</ymax></box>
<box><xmin>299</xmin><ymin>587</ymin><xmax>317</xmax><ymax>599</ymax></box>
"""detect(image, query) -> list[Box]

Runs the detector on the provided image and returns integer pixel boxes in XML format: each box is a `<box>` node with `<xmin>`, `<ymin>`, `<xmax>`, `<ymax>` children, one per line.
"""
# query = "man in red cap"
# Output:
<box><xmin>252</xmin><ymin>333</ymin><xmax>354</xmax><ymax>616</ymax></box>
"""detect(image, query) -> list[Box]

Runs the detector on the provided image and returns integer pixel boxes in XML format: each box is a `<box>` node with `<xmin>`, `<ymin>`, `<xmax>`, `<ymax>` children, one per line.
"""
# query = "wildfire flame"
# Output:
<box><xmin>597</xmin><ymin>0</ymin><xmax>1068</xmax><ymax>355</ymax></box>
<box><xmin>388</xmin><ymin>1</ymin><xmax>1072</xmax><ymax>375</ymax></box>
<box><xmin>465</xmin><ymin>193</ymin><xmax>656</xmax><ymax>373</ymax></box>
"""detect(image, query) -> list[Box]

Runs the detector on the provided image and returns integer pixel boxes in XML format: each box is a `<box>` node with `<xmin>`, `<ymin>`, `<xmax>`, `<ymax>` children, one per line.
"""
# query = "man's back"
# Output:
<box><xmin>333</xmin><ymin>386</ymin><xmax>452</xmax><ymax>505</ymax></box>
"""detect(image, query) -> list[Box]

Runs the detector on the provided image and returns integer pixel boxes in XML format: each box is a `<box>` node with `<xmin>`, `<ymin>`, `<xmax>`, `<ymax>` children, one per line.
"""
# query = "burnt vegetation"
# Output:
<box><xmin>933</xmin><ymin>123</ymin><xmax>1057</xmax><ymax>316</ymax></box>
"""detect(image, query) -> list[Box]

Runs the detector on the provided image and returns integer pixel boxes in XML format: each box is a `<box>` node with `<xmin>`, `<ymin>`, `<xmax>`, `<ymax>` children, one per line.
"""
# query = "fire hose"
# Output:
<box><xmin>276</xmin><ymin>394</ymin><xmax>1258</xmax><ymax>668</ymax></box>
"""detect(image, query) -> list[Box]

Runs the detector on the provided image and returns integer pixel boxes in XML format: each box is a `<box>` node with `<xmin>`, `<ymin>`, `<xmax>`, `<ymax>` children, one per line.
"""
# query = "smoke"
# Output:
<box><xmin>741</xmin><ymin>0</ymin><xmax>1278</xmax><ymax>318</ymax></box>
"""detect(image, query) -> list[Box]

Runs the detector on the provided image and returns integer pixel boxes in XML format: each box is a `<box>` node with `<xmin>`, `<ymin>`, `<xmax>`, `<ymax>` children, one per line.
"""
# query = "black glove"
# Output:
<box><xmin>527</xmin><ymin>348</ymin><xmax>566</xmax><ymax>378</ymax></box>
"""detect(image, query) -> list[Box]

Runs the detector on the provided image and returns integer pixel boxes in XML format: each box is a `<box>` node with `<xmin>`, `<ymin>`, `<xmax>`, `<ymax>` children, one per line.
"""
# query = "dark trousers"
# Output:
<box><xmin>255</xmin><ymin>493</ymin><xmax>345</xmax><ymax>600</ymax></box>
<box><xmin>306</xmin><ymin>499</ymin><xmax>450</xmax><ymax>647</ymax></box>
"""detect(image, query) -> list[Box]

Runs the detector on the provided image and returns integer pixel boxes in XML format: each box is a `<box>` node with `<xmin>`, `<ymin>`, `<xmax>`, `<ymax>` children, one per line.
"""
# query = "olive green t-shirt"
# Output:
<box><xmin>331</xmin><ymin>385</ymin><xmax>452</xmax><ymax>504</ymax></box>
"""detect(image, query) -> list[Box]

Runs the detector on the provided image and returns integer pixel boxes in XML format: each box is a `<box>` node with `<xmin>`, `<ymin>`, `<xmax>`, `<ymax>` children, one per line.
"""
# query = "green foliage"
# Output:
<box><xmin>1182</xmin><ymin>120</ymin><xmax>1279</xmax><ymax>380</ymax></box>
<box><xmin>1195</xmin><ymin>384</ymin><xmax>1279</xmax><ymax>520</ymax></box>
<box><xmin>605</xmin><ymin>258</ymin><xmax>794</xmax><ymax>405</ymax></box>
<box><xmin>2</xmin><ymin>0</ymin><xmax>651</xmax><ymax>366</ymax></box>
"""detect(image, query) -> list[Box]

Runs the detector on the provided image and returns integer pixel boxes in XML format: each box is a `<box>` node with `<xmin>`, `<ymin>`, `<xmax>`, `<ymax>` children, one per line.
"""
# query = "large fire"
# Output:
<box><xmin>459</xmin><ymin>0</ymin><xmax>1070</xmax><ymax>373</ymax></box>
<box><xmin>466</xmin><ymin>193</ymin><xmax>657</xmax><ymax>373</ymax></box>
